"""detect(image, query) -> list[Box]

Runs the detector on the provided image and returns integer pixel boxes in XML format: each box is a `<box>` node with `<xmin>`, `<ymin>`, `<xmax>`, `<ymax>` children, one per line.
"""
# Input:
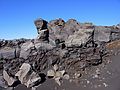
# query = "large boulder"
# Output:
<box><xmin>3</xmin><ymin>70</ymin><xmax>16</xmax><ymax>86</ymax></box>
<box><xmin>36</xmin><ymin>29</ymin><xmax>49</xmax><ymax>42</ymax></box>
<box><xmin>63</xmin><ymin>19</ymin><xmax>81</xmax><ymax>36</ymax></box>
<box><xmin>20</xmin><ymin>41</ymin><xmax>34</xmax><ymax>59</ymax></box>
<box><xmin>0</xmin><ymin>47</ymin><xmax>15</xmax><ymax>59</ymax></box>
<box><xmin>65</xmin><ymin>29</ymin><xmax>93</xmax><ymax>47</ymax></box>
<box><xmin>48</xmin><ymin>18</ymin><xmax>66</xmax><ymax>42</ymax></box>
<box><xmin>34</xmin><ymin>18</ymin><xmax>48</xmax><ymax>34</ymax></box>
<box><xmin>15</xmin><ymin>63</ymin><xmax>41</xmax><ymax>88</ymax></box>
<box><xmin>94</xmin><ymin>26</ymin><xmax>111</xmax><ymax>42</ymax></box>
<box><xmin>34</xmin><ymin>39</ymin><xmax>55</xmax><ymax>50</ymax></box>
<box><xmin>110</xmin><ymin>29</ymin><xmax>120</xmax><ymax>41</ymax></box>
<box><xmin>34</xmin><ymin>18</ymin><xmax>49</xmax><ymax>42</ymax></box>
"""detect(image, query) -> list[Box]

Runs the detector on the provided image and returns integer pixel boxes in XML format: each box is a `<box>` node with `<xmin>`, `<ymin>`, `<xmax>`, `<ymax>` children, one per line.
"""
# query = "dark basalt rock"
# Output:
<box><xmin>0</xmin><ymin>18</ymin><xmax>120</xmax><ymax>89</ymax></box>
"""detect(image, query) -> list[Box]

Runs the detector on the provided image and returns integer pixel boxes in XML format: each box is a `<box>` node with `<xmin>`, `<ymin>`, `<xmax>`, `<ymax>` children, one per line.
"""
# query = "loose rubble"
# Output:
<box><xmin>0</xmin><ymin>18</ymin><xmax>120</xmax><ymax>90</ymax></box>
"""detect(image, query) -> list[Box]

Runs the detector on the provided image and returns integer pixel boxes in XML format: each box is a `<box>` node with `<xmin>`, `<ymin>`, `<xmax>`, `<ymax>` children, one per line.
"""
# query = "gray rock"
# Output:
<box><xmin>36</xmin><ymin>29</ymin><xmax>49</xmax><ymax>42</ymax></box>
<box><xmin>0</xmin><ymin>47</ymin><xmax>15</xmax><ymax>59</ymax></box>
<box><xmin>34</xmin><ymin>18</ymin><xmax>48</xmax><ymax>34</ymax></box>
<box><xmin>110</xmin><ymin>29</ymin><xmax>120</xmax><ymax>41</ymax></box>
<box><xmin>3</xmin><ymin>70</ymin><xmax>16</xmax><ymax>86</ymax></box>
<box><xmin>20</xmin><ymin>41</ymin><xmax>34</xmax><ymax>59</ymax></box>
<box><xmin>48</xmin><ymin>18</ymin><xmax>66</xmax><ymax>42</ymax></box>
<box><xmin>64</xmin><ymin>19</ymin><xmax>81</xmax><ymax>36</ymax></box>
<box><xmin>34</xmin><ymin>39</ymin><xmax>55</xmax><ymax>50</ymax></box>
<box><xmin>0</xmin><ymin>75</ymin><xmax>8</xmax><ymax>89</ymax></box>
<box><xmin>15</xmin><ymin>63</ymin><xmax>41</xmax><ymax>88</ymax></box>
<box><xmin>65</xmin><ymin>29</ymin><xmax>93</xmax><ymax>47</ymax></box>
<box><xmin>94</xmin><ymin>26</ymin><xmax>111</xmax><ymax>42</ymax></box>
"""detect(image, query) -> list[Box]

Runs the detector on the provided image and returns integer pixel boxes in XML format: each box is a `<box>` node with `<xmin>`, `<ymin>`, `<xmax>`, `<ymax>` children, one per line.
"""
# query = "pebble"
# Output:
<box><xmin>87</xmin><ymin>80</ymin><xmax>90</xmax><ymax>84</ymax></box>
<box><xmin>103</xmin><ymin>83</ymin><xmax>108</xmax><ymax>87</ymax></box>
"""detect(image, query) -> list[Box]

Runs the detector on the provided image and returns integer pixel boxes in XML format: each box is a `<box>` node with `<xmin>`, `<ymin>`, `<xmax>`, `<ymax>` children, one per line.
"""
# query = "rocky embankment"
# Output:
<box><xmin>0</xmin><ymin>18</ymin><xmax>120</xmax><ymax>90</ymax></box>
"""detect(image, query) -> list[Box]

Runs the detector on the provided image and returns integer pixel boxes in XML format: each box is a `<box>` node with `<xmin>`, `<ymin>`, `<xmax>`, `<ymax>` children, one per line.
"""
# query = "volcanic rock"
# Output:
<box><xmin>3</xmin><ymin>70</ymin><xmax>16</xmax><ymax>86</ymax></box>
<box><xmin>65</xmin><ymin>29</ymin><xmax>93</xmax><ymax>47</ymax></box>
<box><xmin>94</xmin><ymin>26</ymin><xmax>111</xmax><ymax>42</ymax></box>
<box><xmin>0</xmin><ymin>47</ymin><xmax>15</xmax><ymax>59</ymax></box>
<box><xmin>15</xmin><ymin>63</ymin><xmax>41</xmax><ymax>88</ymax></box>
<box><xmin>34</xmin><ymin>18</ymin><xmax>48</xmax><ymax>34</ymax></box>
<box><xmin>48</xmin><ymin>18</ymin><xmax>66</xmax><ymax>42</ymax></box>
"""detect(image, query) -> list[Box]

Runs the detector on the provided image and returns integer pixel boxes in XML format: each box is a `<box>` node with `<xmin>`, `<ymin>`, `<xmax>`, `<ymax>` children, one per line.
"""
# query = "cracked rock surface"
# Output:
<box><xmin>0</xmin><ymin>18</ymin><xmax>120</xmax><ymax>90</ymax></box>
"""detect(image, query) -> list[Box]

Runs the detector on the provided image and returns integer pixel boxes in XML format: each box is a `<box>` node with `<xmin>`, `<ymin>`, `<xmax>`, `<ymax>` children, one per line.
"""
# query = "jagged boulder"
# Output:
<box><xmin>34</xmin><ymin>18</ymin><xmax>48</xmax><ymax>34</ymax></box>
<box><xmin>64</xmin><ymin>19</ymin><xmax>81</xmax><ymax>36</ymax></box>
<box><xmin>15</xmin><ymin>63</ymin><xmax>41</xmax><ymax>88</ymax></box>
<box><xmin>20</xmin><ymin>41</ymin><xmax>34</xmax><ymax>59</ymax></box>
<box><xmin>3</xmin><ymin>70</ymin><xmax>16</xmax><ymax>86</ymax></box>
<box><xmin>65</xmin><ymin>29</ymin><xmax>93</xmax><ymax>47</ymax></box>
<box><xmin>0</xmin><ymin>47</ymin><xmax>15</xmax><ymax>59</ymax></box>
<box><xmin>48</xmin><ymin>18</ymin><xmax>66</xmax><ymax>42</ymax></box>
<box><xmin>34</xmin><ymin>18</ymin><xmax>49</xmax><ymax>42</ymax></box>
<box><xmin>94</xmin><ymin>26</ymin><xmax>111</xmax><ymax>42</ymax></box>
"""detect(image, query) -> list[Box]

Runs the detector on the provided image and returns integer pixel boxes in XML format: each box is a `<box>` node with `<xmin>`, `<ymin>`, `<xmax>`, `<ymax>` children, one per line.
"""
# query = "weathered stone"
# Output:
<box><xmin>0</xmin><ymin>47</ymin><xmax>15</xmax><ymax>59</ymax></box>
<box><xmin>55</xmin><ymin>70</ymin><xmax>65</xmax><ymax>78</ymax></box>
<box><xmin>36</xmin><ymin>29</ymin><xmax>49</xmax><ymax>42</ymax></box>
<box><xmin>47</xmin><ymin>70</ymin><xmax>55</xmax><ymax>77</ymax></box>
<box><xmin>0</xmin><ymin>75</ymin><xmax>8</xmax><ymax>88</ymax></box>
<box><xmin>34</xmin><ymin>18</ymin><xmax>48</xmax><ymax>34</ymax></box>
<box><xmin>110</xmin><ymin>29</ymin><xmax>120</xmax><ymax>41</ymax></box>
<box><xmin>15</xmin><ymin>63</ymin><xmax>41</xmax><ymax>88</ymax></box>
<box><xmin>34</xmin><ymin>39</ymin><xmax>55</xmax><ymax>50</ymax></box>
<box><xmin>20</xmin><ymin>41</ymin><xmax>34</xmax><ymax>59</ymax></box>
<box><xmin>94</xmin><ymin>26</ymin><xmax>111</xmax><ymax>42</ymax></box>
<box><xmin>65</xmin><ymin>29</ymin><xmax>93</xmax><ymax>47</ymax></box>
<box><xmin>3</xmin><ymin>70</ymin><xmax>16</xmax><ymax>86</ymax></box>
<box><xmin>48</xmin><ymin>18</ymin><xmax>66</xmax><ymax>42</ymax></box>
<box><xmin>53</xmin><ymin>64</ymin><xmax>59</xmax><ymax>71</ymax></box>
<box><xmin>63</xmin><ymin>74</ymin><xmax>70</xmax><ymax>80</ymax></box>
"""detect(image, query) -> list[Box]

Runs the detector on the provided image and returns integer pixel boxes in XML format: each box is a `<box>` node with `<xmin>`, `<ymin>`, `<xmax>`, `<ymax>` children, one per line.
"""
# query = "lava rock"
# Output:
<box><xmin>0</xmin><ymin>47</ymin><xmax>15</xmax><ymax>59</ymax></box>
<box><xmin>65</xmin><ymin>29</ymin><xmax>93</xmax><ymax>47</ymax></box>
<box><xmin>48</xmin><ymin>18</ymin><xmax>66</xmax><ymax>42</ymax></box>
<box><xmin>15</xmin><ymin>63</ymin><xmax>41</xmax><ymax>88</ymax></box>
<box><xmin>20</xmin><ymin>41</ymin><xmax>35</xmax><ymax>59</ymax></box>
<box><xmin>3</xmin><ymin>70</ymin><xmax>16</xmax><ymax>86</ymax></box>
<box><xmin>36</xmin><ymin>29</ymin><xmax>49</xmax><ymax>42</ymax></box>
<box><xmin>94</xmin><ymin>26</ymin><xmax>111</xmax><ymax>42</ymax></box>
<box><xmin>34</xmin><ymin>18</ymin><xmax>48</xmax><ymax>34</ymax></box>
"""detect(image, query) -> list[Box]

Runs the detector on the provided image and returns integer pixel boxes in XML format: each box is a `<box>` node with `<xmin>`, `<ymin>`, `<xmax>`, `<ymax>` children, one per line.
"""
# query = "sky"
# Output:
<box><xmin>0</xmin><ymin>0</ymin><xmax>120</xmax><ymax>40</ymax></box>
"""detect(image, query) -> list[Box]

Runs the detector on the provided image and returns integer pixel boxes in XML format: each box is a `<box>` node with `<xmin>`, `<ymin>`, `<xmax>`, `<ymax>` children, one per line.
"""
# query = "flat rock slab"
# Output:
<box><xmin>94</xmin><ymin>26</ymin><xmax>111</xmax><ymax>42</ymax></box>
<box><xmin>0</xmin><ymin>47</ymin><xmax>15</xmax><ymax>59</ymax></box>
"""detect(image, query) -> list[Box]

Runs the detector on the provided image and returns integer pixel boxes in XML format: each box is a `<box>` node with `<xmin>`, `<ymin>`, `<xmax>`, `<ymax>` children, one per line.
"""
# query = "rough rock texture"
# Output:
<box><xmin>15</xmin><ymin>63</ymin><xmax>41</xmax><ymax>88</ymax></box>
<box><xmin>94</xmin><ymin>26</ymin><xmax>111</xmax><ymax>42</ymax></box>
<box><xmin>0</xmin><ymin>18</ymin><xmax>120</xmax><ymax>90</ymax></box>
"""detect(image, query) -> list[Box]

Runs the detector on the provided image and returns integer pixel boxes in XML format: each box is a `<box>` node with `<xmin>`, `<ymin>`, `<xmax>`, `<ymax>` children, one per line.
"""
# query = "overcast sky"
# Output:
<box><xmin>0</xmin><ymin>0</ymin><xmax>120</xmax><ymax>39</ymax></box>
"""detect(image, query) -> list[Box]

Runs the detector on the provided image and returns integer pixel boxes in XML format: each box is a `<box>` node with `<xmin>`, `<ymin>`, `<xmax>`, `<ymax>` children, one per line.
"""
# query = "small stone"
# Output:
<box><xmin>55</xmin><ymin>77</ymin><xmax>61</xmax><ymax>86</ymax></box>
<box><xmin>3</xmin><ymin>70</ymin><xmax>16</xmax><ymax>86</ymax></box>
<box><xmin>63</xmin><ymin>74</ymin><xmax>70</xmax><ymax>80</ymax></box>
<box><xmin>0</xmin><ymin>47</ymin><xmax>15</xmax><ymax>59</ymax></box>
<box><xmin>74</xmin><ymin>73</ymin><xmax>81</xmax><ymax>78</ymax></box>
<box><xmin>93</xmin><ymin>74</ymin><xmax>99</xmax><ymax>78</ymax></box>
<box><xmin>103</xmin><ymin>83</ymin><xmax>108</xmax><ymax>87</ymax></box>
<box><xmin>96</xmin><ymin>68</ymin><xmax>100</xmax><ymax>75</ymax></box>
<box><xmin>53</xmin><ymin>64</ymin><xmax>59</xmax><ymax>71</ymax></box>
<box><xmin>47</xmin><ymin>70</ymin><xmax>55</xmax><ymax>77</ymax></box>
<box><xmin>87</xmin><ymin>80</ymin><xmax>90</xmax><ymax>84</ymax></box>
<box><xmin>32</xmin><ymin>87</ymin><xmax>37</xmax><ymax>90</ymax></box>
<box><xmin>55</xmin><ymin>71</ymin><xmax>63</xmax><ymax>78</ymax></box>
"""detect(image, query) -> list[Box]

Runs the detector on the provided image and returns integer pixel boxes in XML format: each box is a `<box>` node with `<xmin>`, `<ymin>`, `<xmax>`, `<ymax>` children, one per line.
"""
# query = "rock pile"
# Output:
<box><xmin>0</xmin><ymin>18</ymin><xmax>120</xmax><ymax>90</ymax></box>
